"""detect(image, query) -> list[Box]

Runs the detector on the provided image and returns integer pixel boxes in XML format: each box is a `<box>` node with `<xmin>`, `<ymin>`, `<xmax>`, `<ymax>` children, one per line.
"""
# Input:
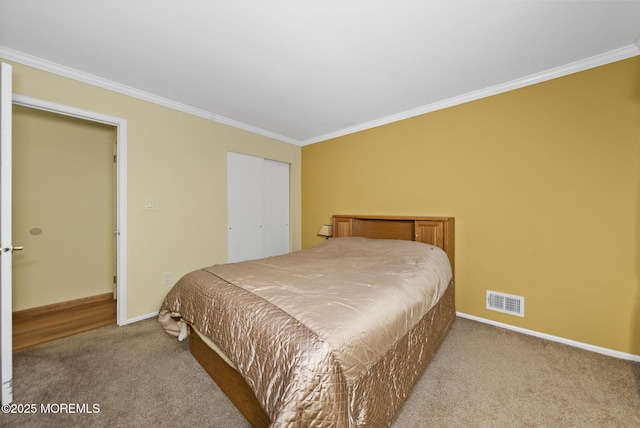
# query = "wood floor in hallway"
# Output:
<box><xmin>12</xmin><ymin>293</ymin><xmax>117</xmax><ymax>352</ymax></box>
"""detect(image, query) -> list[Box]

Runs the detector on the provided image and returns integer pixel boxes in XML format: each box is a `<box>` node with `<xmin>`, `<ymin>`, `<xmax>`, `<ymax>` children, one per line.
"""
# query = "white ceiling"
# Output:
<box><xmin>1</xmin><ymin>1</ymin><xmax>639</xmax><ymax>146</ymax></box>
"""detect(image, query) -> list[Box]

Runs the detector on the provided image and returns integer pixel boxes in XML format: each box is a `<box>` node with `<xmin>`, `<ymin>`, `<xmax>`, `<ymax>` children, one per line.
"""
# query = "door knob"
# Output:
<box><xmin>1</xmin><ymin>245</ymin><xmax>24</xmax><ymax>253</ymax></box>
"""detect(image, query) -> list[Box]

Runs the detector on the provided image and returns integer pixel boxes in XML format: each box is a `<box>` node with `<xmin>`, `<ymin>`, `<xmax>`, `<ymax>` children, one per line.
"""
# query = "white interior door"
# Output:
<box><xmin>0</xmin><ymin>62</ymin><xmax>14</xmax><ymax>404</ymax></box>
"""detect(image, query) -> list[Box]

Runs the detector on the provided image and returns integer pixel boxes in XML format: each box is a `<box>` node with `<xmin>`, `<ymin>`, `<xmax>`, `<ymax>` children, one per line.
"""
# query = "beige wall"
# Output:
<box><xmin>13</xmin><ymin>106</ymin><xmax>116</xmax><ymax>310</ymax></box>
<box><xmin>302</xmin><ymin>57</ymin><xmax>640</xmax><ymax>356</ymax></box>
<box><xmin>4</xmin><ymin>58</ymin><xmax>302</xmax><ymax>319</ymax></box>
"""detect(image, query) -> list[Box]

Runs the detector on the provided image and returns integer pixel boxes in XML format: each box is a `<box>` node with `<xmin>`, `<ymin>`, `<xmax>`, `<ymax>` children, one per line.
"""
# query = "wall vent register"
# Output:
<box><xmin>486</xmin><ymin>290</ymin><xmax>524</xmax><ymax>317</ymax></box>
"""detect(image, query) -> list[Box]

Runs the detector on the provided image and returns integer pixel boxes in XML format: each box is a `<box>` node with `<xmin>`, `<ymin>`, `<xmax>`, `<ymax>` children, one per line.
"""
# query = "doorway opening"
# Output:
<box><xmin>12</xmin><ymin>105</ymin><xmax>117</xmax><ymax>350</ymax></box>
<box><xmin>11</xmin><ymin>94</ymin><xmax>128</xmax><ymax>336</ymax></box>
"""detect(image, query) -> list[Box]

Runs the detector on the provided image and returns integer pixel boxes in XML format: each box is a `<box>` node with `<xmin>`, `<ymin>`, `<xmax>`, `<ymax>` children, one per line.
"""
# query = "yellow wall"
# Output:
<box><xmin>13</xmin><ymin>106</ymin><xmax>116</xmax><ymax>310</ymax></box>
<box><xmin>302</xmin><ymin>57</ymin><xmax>640</xmax><ymax>356</ymax></box>
<box><xmin>4</xmin><ymin>58</ymin><xmax>302</xmax><ymax>319</ymax></box>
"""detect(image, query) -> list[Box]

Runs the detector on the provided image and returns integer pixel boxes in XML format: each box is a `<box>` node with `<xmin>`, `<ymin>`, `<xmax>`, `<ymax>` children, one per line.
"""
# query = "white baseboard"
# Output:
<box><xmin>456</xmin><ymin>312</ymin><xmax>640</xmax><ymax>363</ymax></box>
<box><xmin>125</xmin><ymin>311</ymin><xmax>159</xmax><ymax>325</ymax></box>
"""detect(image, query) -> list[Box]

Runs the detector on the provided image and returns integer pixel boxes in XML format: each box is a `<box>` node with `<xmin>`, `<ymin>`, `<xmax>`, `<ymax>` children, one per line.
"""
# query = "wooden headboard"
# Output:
<box><xmin>332</xmin><ymin>215</ymin><xmax>455</xmax><ymax>274</ymax></box>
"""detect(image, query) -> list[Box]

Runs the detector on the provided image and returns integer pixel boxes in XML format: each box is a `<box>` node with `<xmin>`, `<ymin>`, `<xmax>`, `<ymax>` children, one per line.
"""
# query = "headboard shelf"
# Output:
<box><xmin>332</xmin><ymin>215</ymin><xmax>455</xmax><ymax>273</ymax></box>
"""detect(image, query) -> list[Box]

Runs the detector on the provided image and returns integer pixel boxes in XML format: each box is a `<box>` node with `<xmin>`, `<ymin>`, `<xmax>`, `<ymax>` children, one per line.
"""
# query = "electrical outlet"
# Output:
<box><xmin>163</xmin><ymin>272</ymin><xmax>173</xmax><ymax>286</ymax></box>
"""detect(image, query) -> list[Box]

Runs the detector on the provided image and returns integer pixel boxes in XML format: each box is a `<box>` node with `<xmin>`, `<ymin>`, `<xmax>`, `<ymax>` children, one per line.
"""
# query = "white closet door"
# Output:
<box><xmin>263</xmin><ymin>159</ymin><xmax>289</xmax><ymax>258</ymax></box>
<box><xmin>228</xmin><ymin>153</ymin><xmax>290</xmax><ymax>263</ymax></box>
<box><xmin>227</xmin><ymin>152</ymin><xmax>265</xmax><ymax>263</ymax></box>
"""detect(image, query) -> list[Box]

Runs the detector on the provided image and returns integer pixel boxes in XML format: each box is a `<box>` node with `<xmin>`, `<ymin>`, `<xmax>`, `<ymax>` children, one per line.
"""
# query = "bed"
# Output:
<box><xmin>159</xmin><ymin>215</ymin><xmax>455</xmax><ymax>427</ymax></box>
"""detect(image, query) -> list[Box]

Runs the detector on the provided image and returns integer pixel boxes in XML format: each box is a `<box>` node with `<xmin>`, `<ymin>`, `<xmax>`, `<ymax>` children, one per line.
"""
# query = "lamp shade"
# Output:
<box><xmin>317</xmin><ymin>224</ymin><xmax>333</xmax><ymax>237</ymax></box>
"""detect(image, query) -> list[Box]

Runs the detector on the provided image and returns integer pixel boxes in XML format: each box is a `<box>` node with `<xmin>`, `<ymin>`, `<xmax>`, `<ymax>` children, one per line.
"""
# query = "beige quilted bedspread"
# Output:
<box><xmin>159</xmin><ymin>237</ymin><xmax>453</xmax><ymax>427</ymax></box>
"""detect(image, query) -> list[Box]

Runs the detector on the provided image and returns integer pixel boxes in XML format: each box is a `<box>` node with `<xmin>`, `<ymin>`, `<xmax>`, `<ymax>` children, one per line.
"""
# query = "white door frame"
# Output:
<box><xmin>12</xmin><ymin>94</ymin><xmax>128</xmax><ymax>326</ymax></box>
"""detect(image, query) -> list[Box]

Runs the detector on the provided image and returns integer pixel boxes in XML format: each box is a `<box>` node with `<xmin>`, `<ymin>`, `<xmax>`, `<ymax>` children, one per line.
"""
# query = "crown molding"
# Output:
<box><xmin>3</xmin><ymin>43</ymin><xmax>638</xmax><ymax>148</ymax></box>
<box><xmin>301</xmin><ymin>43</ymin><xmax>640</xmax><ymax>146</ymax></box>
<box><xmin>0</xmin><ymin>46</ymin><xmax>300</xmax><ymax>146</ymax></box>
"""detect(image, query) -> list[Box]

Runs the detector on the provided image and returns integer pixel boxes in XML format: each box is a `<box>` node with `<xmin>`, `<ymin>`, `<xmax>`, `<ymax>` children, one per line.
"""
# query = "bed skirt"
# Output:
<box><xmin>188</xmin><ymin>279</ymin><xmax>456</xmax><ymax>427</ymax></box>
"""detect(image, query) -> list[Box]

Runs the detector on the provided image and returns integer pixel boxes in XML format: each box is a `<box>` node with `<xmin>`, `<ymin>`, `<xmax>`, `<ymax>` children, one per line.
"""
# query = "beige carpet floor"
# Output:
<box><xmin>2</xmin><ymin>317</ymin><xmax>639</xmax><ymax>427</ymax></box>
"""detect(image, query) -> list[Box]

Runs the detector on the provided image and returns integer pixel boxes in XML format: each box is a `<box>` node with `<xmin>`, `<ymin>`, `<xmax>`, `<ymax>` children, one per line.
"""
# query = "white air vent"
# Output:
<box><xmin>486</xmin><ymin>290</ymin><xmax>524</xmax><ymax>317</ymax></box>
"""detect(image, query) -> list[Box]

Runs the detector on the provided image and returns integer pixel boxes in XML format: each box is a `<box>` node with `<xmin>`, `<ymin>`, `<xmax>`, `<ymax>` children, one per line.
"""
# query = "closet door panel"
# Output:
<box><xmin>227</xmin><ymin>152</ymin><xmax>264</xmax><ymax>263</ymax></box>
<box><xmin>263</xmin><ymin>159</ymin><xmax>289</xmax><ymax>257</ymax></box>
